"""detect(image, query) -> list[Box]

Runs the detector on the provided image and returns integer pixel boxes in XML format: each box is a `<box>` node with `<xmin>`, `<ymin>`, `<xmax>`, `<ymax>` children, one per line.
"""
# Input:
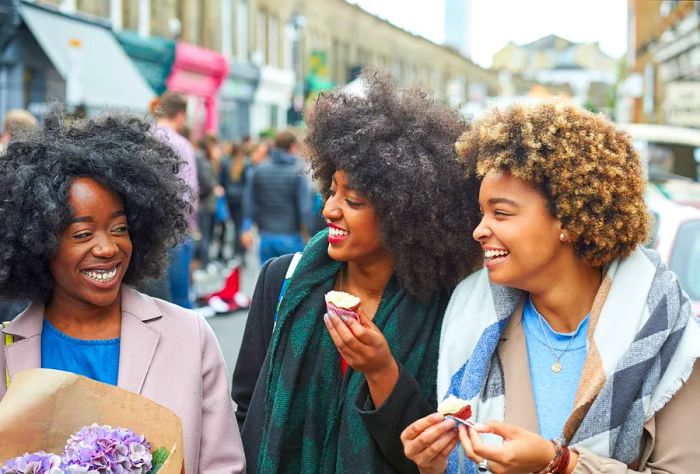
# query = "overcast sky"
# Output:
<box><xmin>346</xmin><ymin>0</ymin><xmax>628</xmax><ymax>67</ymax></box>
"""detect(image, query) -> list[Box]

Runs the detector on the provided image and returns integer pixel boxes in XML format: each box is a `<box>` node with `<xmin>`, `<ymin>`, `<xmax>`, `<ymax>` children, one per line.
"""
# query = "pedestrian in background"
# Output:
<box><xmin>0</xmin><ymin>109</ymin><xmax>37</xmax><ymax>321</ymax></box>
<box><xmin>152</xmin><ymin>92</ymin><xmax>198</xmax><ymax>308</ymax></box>
<box><xmin>195</xmin><ymin>135</ymin><xmax>223</xmax><ymax>267</ymax></box>
<box><xmin>0</xmin><ymin>110</ymin><xmax>245</xmax><ymax>473</ymax></box>
<box><xmin>233</xmin><ymin>69</ymin><xmax>483</xmax><ymax>473</ymax></box>
<box><xmin>220</xmin><ymin>141</ymin><xmax>250</xmax><ymax>261</ymax></box>
<box><xmin>240</xmin><ymin>130</ymin><xmax>314</xmax><ymax>264</ymax></box>
<box><xmin>402</xmin><ymin>101</ymin><xmax>700</xmax><ymax>474</ymax></box>
<box><xmin>0</xmin><ymin>109</ymin><xmax>37</xmax><ymax>154</ymax></box>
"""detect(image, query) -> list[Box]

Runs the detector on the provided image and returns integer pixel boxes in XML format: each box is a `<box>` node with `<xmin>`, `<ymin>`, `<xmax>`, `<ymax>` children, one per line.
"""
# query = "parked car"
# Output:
<box><xmin>646</xmin><ymin>187</ymin><xmax>700</xmax><ymax>316</ymax></box>
<box><xmin>621</xmin><ymin>123</ymin><xmax>700</xmax><ymax>181</ymax></box>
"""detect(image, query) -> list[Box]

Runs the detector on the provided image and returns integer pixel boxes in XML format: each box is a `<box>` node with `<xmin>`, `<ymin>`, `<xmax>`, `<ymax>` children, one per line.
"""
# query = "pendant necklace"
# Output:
<box><xmin>534</xmin><ymin>303</ymin><xmax>580</xmax><ymax>374</ymax></box>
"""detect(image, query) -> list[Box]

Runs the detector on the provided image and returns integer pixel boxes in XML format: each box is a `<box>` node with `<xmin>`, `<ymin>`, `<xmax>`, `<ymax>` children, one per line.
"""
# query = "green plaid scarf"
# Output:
<box><xmin>257</xmin><ymin>230</ymin><xmax>448</xmax><ymax>473</ymax></box>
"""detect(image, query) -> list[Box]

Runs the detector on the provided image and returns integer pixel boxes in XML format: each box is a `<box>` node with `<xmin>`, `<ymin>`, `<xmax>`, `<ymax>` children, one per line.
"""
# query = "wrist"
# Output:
<box><xmin>565</xmin><ymin>449</ymin><xmax>579</xmax><ymax>474</ymax></box>
<box><xmin>366</xmin><ymin>357</ymin><xmax>398</xmax><ymax>384</ymax></box>
<box><xmin>537</xmin><ymin>438</ymin><xmax>557</xmax><ymax>472</ymax></box>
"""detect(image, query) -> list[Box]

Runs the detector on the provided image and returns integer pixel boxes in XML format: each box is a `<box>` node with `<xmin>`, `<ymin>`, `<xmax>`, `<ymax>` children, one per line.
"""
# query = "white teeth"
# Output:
<box><xmin>484</xmin><ymin>249</ymin><xmax>510</xmax><ymax>259</ymax></box>
<box><xmin>81</xmin><ymin>267</ymin><xmax>118</xmax><ymax>282</ymax></box>
<box><xmin>329</xmin><ymin>227</ymin><xmax>349</xmax><ymax>237</ymax></box>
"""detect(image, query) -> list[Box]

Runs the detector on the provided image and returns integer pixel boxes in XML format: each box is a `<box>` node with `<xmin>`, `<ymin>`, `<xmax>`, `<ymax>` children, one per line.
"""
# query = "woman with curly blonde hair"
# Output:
<box><xmin>401</xmin><ymin>100</ymin><xmax>700</xmax><ymax>474</ymax></box>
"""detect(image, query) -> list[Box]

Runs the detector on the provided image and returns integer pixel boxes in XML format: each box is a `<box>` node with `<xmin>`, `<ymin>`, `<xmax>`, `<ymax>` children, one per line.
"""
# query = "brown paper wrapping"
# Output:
<box><xmin>0</xmin><ymin>369</ymin><xmax>184</xmax><ymax>474</ymax></box>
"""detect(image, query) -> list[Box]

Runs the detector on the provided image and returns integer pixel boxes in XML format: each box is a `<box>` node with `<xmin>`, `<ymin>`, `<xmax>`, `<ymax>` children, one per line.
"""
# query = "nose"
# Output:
<box><xmin>91</xmin><ymin>233</ymin><xmax>119</xmax><ymax>258</ymax></box>
<box><xmin>322</xmin><ymin>193</ymin><xmax>342</xmax><ymax>221</ymax></box>
<box><xmin>472</xmin><ymin>216</ymin><xmax>491</xmax><ymax>242</ymax></box>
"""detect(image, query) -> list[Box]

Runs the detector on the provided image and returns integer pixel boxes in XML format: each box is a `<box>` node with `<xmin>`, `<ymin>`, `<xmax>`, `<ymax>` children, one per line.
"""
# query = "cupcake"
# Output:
<box><xmin>325</xmin><ymin>290</ymin><xmax>361</xmax><ymax>322</ymax></box>
<box><xmin>437</xmin><ymin>395</ymin><xmax>472</xmax><ymax>421</ymax></box>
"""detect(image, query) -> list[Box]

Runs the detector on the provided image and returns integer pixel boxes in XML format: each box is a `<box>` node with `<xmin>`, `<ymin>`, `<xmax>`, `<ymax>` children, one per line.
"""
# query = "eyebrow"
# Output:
<box><xmin>69</xmin><ymin>210</ymin><xmax>126</xmax><ymax>224</ymax></box>
<box><xmin>486</xmin><ymin>197</ymin><xmax>519</xmax><ymax>207</ymax></box>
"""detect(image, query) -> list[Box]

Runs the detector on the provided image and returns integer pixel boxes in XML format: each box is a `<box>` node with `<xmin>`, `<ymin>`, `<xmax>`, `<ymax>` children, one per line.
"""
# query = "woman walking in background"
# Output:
<box><xmin>221</xmin><ymin>141</ymin><xmax>250</xmax><ymax>260</ymax></box>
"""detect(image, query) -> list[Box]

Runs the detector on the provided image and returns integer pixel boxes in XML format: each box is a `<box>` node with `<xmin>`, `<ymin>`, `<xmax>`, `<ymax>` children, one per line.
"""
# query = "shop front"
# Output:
<box><xmin>0</xmin><ymin>1</ymin><xmax>155</xmax><ymax>120</ymax></box>
<box><xmin>219</xmin><ymin>60</ymin><xmax>258</xmax><ymax>141</ymax></box>
<box><xmin>250</xmin><ymin>66</ymin><xmax>294</xmax><ymax>138</ymax></box>
<box><xmin>166</xmin><ymin>41</ymin><xmax>228</xmax><ymax>137</ymax></box>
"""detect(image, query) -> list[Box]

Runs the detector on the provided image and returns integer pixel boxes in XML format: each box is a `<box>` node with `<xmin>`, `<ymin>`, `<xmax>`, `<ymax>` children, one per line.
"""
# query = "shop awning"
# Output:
<box><xmin>115</xmin><ymin>31</ymin><xmax>176</xmax><ymax>96</ymax></box>
<box><xmin>306</xmin><ymin>74</ymin><xmax>335</xmax><ymax>93</ymax></box>
<box><xmin>20</xmin><ymin>2</ymin><xmax>155</xmax><ymax>111</ymax></box>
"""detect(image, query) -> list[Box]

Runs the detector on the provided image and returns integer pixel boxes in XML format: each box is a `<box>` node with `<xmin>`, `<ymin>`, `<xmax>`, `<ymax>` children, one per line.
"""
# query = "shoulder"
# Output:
<box><xmin>122</xmin><ymin>287</ymin><xmax>206</xmax><ymax>339</ymax></box>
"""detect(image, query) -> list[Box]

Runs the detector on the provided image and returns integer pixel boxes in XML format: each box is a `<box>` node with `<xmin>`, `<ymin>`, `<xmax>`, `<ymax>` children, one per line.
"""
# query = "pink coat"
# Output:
<box><xmin>0</xmin><ymin>286</ymin><xmax>245</xmax><ymax>474</ymax></box>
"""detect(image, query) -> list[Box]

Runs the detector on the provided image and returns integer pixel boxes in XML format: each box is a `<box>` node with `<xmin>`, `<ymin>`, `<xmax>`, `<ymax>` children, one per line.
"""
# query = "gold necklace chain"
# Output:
<box><xmin>531</xmin><ymin>299</ymin><xmax>581</xmax><ymax>374</ymax></box>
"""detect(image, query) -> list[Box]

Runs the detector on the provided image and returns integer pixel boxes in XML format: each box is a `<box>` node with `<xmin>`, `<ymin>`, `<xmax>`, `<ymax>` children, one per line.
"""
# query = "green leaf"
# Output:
<box><xmin>147</xmin><ymin>447</ymin><xmax>169</xmax><ymax>474</ymax></box>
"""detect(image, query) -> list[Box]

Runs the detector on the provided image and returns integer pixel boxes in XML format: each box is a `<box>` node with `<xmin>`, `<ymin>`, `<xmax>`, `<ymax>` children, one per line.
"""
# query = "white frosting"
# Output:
<box><xmin>437</xmin><ymin>394</ymin><xmax>470</xmax><ymax>415</ymax></box>
<box><xmin>325</xmin><ymin>290</ymin><xmax>361</xmax><ymax>310</ymax></box>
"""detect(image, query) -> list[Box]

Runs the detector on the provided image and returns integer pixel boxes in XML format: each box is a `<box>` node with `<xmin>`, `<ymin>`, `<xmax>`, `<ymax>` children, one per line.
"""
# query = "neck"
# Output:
<box><xmin>344</xmin><ymin>256</ymin><xmax>396</xmax><ymax>300</ymax></box>
<box><xmin>45</xmin><ymin>292</ymin><xmax>122</xmax><ymax>339</ymax></box>
<box><xmin>528</xmin><ymin>260</ymin><xmax>602</xmax><ymax>333</ymax></box>
<box><xmin>158</xmin><ymin>118</ymin><xmax>179</xmax><ymax>132</ymax></box>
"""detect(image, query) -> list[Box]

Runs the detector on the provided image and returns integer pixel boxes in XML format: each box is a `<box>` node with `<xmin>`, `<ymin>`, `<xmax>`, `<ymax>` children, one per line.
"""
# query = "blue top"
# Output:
<box><xmin>522</xmin><ymin>296</ymin><xmax>589</xmax><ymax>441</ymax></box>
<box><xmin>41</xmin><ymin>318</ymin><xmax>120</xmax><ymax>386</ymax></box>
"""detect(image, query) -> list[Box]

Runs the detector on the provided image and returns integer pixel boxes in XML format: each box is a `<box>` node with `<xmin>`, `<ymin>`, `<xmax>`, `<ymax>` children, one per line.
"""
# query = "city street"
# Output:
<box><xmin>200</xmin><ymin>250</ymin><xmax>262</xmax><ymax>379</ymax></box>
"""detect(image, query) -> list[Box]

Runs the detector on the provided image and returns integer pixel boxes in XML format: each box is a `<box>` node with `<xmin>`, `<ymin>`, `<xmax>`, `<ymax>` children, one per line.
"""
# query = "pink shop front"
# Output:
<box><xmin>166</xmin><ymin>41</ymin><xmax>228</xmax><ymax>138</ymax></box>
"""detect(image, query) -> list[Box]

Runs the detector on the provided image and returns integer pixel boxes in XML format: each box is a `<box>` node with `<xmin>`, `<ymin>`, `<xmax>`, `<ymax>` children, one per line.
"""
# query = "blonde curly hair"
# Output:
<box><xmin>456</xmin><ymin>100</ymin><xmax>650</xmax><ymax>267</ymax></box>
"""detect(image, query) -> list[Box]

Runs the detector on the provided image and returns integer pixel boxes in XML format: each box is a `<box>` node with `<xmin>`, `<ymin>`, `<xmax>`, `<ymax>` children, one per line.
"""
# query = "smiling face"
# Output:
<box><xmin>322</xmin><ymin>171</ymin><xmax>390</xmax><ymax>265</ymax></box>
<box><xmin>48</xmin><ymin>177</ymin><xmax>132</xmax><ymax>310</ymax></box>
<box><xmin>473</xmin><ymin>171</ymin><xmax>567</xmax><ymax>291</ymax></box>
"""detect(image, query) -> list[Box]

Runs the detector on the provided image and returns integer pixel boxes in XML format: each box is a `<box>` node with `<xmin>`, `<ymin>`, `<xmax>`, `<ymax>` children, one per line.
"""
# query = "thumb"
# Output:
<box><xmin>356</xmin><ymin>307</ymin><xmax>374</xmax><ymax>328</ymax></box>
<box><xmin>474</xmin><ymin>420</ymin><xmax>519</xmax><ymax>439</ymax></box>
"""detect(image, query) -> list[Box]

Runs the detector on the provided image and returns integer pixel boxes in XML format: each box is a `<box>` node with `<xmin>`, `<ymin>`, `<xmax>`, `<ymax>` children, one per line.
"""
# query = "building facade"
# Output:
<box><xmin>3</xmin><ymin>0</ymin><xmax>566</xmax><ymax>137</ymax></box>
<box><xmin>622</xmin><ymin>0</ymin><xmax>700</xmax><ymax>127</ymax></box>
<box><xmin>492</xmin><ymin>34</ymin><xmax>618</xmax><ymax>111</ymax></box>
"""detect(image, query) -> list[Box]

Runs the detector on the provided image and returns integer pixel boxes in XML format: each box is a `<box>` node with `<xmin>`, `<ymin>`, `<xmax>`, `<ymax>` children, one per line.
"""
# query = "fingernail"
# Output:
<box><xmin>324</xmin><ymin>313</ymin><xmax>330</xmax><ymax>323</ymax></box>
<box><xmin>339</xmin><ymin>313</ymin><xmax>348</xmax><ymax>322</ymax></box>
<box><xmin>430</xmin><ymin>413</ymin><xmax>443</xmax><ymax>422</ymax></box>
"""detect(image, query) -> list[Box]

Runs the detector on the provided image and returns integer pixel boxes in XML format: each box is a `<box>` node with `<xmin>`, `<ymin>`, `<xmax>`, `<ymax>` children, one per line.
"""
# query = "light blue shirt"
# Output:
<box><xmin>41</xmin><ymin>318</ymin><xmax>120</xmax><ymax>386</ymax></box>
<box><xmin>522</xmin><ymin>296</ymin><xmax>589</xmax><ymax>441</ymax></box>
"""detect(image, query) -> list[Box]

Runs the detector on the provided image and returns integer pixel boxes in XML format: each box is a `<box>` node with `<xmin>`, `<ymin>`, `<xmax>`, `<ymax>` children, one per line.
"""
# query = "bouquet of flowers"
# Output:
<box><xmin>1</xmin><ymin>424</ymin><xmax>168</xmax><ymax>474</ymax></box>
<box><xmin>0</xmin><ymin>370</ymin><xmax>183</xmax><ymax>474</ymax></box>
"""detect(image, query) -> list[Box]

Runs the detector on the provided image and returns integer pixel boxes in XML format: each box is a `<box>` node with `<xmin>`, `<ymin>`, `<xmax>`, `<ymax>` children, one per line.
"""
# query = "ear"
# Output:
<box><xmin>556</xmin><ymin>220</ymin><xmax>568</xmax><ymax>242</ymax></box>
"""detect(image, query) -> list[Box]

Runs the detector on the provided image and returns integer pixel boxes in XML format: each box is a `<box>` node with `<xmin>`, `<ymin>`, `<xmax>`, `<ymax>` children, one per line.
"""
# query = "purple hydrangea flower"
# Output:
<box><xmin>61</xmin><ymin>424</ymin><xmax>152</xmax><ymax>474</ymax></box>
<box><xmin>0</xmin><ymin>451</ymin><xmax>63</xmax><ymax>474</ymax></box>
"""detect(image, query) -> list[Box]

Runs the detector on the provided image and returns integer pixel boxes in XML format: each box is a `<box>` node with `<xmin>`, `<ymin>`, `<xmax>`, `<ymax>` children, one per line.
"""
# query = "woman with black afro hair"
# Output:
<box><xmin>232</xmin><ymin>69</ymin><xmax>483</xmax><ymax>473</ymax></box>
<box><xmin>0</xmin><ymin>110</ymin><xmax>245</xmax><ymax>473</ymax></box>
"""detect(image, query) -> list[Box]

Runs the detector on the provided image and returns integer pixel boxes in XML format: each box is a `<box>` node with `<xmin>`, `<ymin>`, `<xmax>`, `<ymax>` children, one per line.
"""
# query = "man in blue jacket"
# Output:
<box><xmin>240</xmin><ymin>130</ymin><xmax>314</xmax><ymax>264</ymax></box>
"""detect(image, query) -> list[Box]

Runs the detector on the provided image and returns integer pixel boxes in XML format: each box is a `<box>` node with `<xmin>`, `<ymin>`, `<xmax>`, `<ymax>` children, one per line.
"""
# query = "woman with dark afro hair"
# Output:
<box><xmin>232</xmin><ymin>69</ymin><xmax>483</xmax><ymax>473</ymax></box>
<box><xmin>403</xmin><ymin>101</ymin><xmax>700</xmax><ymax>474</ymax></box>
<box><xmin>0</xmin><ymin>111</ymin><xmax>245</xmax><ymax>473</ymax></box>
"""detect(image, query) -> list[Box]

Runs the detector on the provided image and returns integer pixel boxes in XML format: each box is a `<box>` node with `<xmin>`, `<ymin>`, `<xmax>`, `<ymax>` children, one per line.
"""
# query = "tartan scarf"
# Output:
<box><xmin>257</xmin><ymin>230</ymin><xmax>447</xmax><ymax>473</ymax></box>
<box><xmin>438</xmin><ymin>246</ymin><xmax>700</xmax><ymax>473</ymax></box>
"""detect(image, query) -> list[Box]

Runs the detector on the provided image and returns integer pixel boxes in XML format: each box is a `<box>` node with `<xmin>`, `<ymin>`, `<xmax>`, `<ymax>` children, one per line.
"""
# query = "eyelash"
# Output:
<box><xmin>328</xmin><ymin>189</ymin><xmax>362</xmax><ymax>208</ymax></box>
<box><xmin>72</xmin><ymin>225</ymin><xmax>128</xmax><ymax>240</ymax></box>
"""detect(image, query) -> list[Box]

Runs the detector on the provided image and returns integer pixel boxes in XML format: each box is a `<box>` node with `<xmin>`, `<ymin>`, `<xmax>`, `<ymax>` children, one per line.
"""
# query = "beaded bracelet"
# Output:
<box><xmin>533</xmin><ymin>440</ymin><xmax>570</xmax><ymax>474</ymax></box>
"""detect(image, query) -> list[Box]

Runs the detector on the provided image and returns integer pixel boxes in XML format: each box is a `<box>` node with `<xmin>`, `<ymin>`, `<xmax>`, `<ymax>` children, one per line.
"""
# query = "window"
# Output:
<box><xmin>669</xmin><ymin>219</ymin><xmax>700</xmax><ymax>300</ymax></box>
<box><xmin>268</xmin><ymin>14</ymin><xmax>279</xmax><ymax>67</ymax></box>
<box><xmin>258</xmin><ymin>9</ymin><xmax>268</xmax><ymax>64</ymax></box>
<box><xmin>221</xmin><ymin>0</ymin><xmax>233</xmax><ymax>57</ymax></box>
<box><xmin>236</xmin><ymin>0</ymin><xmax>248</xmax><ymax>61</ymax></box>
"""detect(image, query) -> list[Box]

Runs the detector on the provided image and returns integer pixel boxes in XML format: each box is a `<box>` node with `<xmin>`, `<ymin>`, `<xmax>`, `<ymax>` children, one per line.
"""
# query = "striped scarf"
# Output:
<box><xmin>257</xmin><ymin>230</ymin><xmax>448</xmax><ymax>473</ymax></box>
<box><xmin>437</xmin><ymin>246</ymin><xmax>700</xmax><ymax>473</ymax></box>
